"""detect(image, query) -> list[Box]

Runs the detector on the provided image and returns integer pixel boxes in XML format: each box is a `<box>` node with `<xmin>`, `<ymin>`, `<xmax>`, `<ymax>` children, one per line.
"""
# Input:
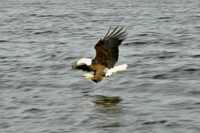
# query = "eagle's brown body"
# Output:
<box><xmin>88</xmin><ymin>64</ymin><xmax>107</xmax><ymax>82</ymax></box>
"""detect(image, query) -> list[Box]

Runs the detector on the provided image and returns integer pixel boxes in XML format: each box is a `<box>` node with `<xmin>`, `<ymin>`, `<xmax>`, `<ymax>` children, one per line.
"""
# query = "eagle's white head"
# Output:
<box><xmin>77</xmin><ymin>58</ymin><xmax>92</xmax><ymax>66</ymax></box>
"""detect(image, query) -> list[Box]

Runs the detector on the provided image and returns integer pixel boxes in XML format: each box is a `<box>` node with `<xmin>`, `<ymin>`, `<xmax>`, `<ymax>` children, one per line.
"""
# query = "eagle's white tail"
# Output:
<box><xmin>105</xmin><ymin>64</ymin><xmax>128</xmax><ymax>77</ymax></box>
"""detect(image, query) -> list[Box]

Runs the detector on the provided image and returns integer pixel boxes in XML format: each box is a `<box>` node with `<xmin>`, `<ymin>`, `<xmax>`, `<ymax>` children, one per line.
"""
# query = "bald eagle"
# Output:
<box><xmin>72</xmin><ymin>26</ymin><xmax>128</xmax><ymax>83</ymax></box>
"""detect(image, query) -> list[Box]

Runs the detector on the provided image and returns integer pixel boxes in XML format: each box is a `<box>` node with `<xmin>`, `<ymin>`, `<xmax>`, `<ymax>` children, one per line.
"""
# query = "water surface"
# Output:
<box><xmin>0</xmin><ymin>0</ymin><xmax>200</xmax><ymax>133</ymax></box>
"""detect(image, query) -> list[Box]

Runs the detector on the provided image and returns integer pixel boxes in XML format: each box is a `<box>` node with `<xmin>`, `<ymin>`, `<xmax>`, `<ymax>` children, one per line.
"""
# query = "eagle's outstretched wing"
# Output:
<box><xmin>93</xmin><ymin>26</ymin><xmax>126</xmax><ymax>69</ymax></box>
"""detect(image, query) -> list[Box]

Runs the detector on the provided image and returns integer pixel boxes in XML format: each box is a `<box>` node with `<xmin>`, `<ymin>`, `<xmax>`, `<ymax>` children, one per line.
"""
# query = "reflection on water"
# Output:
<box><xmin>74</xmin><ymin>95</ymin><xmax>123</xmax><ymax>111</ymax></box>
<box><xmin>92</xmin><ymin>95</ymin><xmax>122</xmax><ymax>107</ymax></box>
<box><xmin>74</xmin><ymin>95</ymin><xmax>125</xmax><ymax>132</ymax></box>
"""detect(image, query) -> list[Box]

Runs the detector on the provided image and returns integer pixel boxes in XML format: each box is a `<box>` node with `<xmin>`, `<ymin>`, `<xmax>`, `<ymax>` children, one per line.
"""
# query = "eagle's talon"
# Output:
<box><xmin>83</xmin><ymin>73</ymin><xmax>94</xmax><ymax>79</ymax></box>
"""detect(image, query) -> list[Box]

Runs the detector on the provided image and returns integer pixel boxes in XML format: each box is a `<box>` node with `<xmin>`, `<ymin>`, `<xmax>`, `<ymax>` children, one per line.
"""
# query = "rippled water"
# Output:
<box><xmin>1</xmin><ymin>0</ymin><xmax>200</xmax><ymax>133</ymax></box>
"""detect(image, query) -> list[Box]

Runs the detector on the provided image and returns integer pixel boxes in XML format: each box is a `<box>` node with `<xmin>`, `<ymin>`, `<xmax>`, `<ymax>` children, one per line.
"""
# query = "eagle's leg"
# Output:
<box><xmin>83</xmin><ymin>73</ymin><xmax>94</xmax><ymax>79</ymax></box>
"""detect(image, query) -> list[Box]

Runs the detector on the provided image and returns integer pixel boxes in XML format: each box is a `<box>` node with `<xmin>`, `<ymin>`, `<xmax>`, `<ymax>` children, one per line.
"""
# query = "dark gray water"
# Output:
<box><xmin>1</xmin><ymin>0</ymin><xmax>200</xmax><ymax>132</ymax></box>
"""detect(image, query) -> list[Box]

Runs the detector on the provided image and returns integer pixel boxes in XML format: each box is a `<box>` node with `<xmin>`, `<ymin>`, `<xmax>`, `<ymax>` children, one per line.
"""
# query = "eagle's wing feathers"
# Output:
<box><xmin>93</xmin><ymin>26</ymin><xmax>126</xmax><ymax>68</ymax></box>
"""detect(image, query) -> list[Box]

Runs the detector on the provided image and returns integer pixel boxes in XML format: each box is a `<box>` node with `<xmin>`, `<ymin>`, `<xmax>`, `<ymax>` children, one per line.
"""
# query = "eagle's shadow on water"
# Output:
<box><xmin>74</xmin><ymin>94</ymin><xmax>123</xmax><ymax>112</ymax></box>
<box><xmin>74</xmin><ymin>95</ymin><xmax>126</xmax><ymax>129</ymax></box>
<box><xmin>89</xmin><ymin>95</ymin><xmax>122</xmax><ymax>107</ymax></box>
<box><xmin>76</xmin><ymin>94</ymin><xmax>122</xmax><ymax>107</ymax></box>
